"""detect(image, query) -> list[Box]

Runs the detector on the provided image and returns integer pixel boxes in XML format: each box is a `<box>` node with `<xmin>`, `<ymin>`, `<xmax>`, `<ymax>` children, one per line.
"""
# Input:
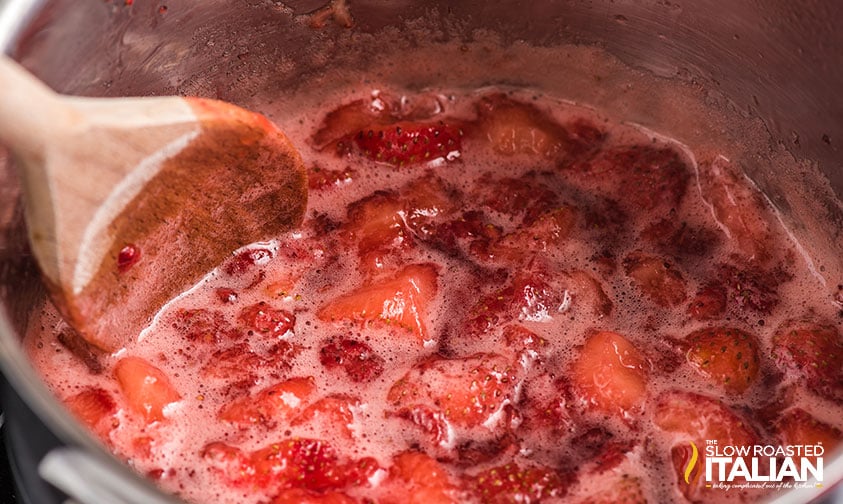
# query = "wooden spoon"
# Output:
<box><xmin>0</xmin><ymin>56</ymin><xmax>308</xmax><ymax>351</ymax></box>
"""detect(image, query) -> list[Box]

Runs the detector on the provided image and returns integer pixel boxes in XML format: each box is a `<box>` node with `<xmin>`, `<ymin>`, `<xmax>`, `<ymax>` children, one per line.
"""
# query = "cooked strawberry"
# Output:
<box><xmin>400</xmin><ymin>173</ymin><xmax>460</xmax><ymax>234</ymax></box>
<box><xmin>291</xmin><ymin>394</ymin><xmax>360</xmax><ymax>439</ymax></box>
<box><xmin>571</xmin><ymin>145</ymin><xmax>690</xmax><ymax>212</ymax></box>
<box><xmin>354</xmin><ymin>121</ymin><xmax>463</xmax><ymax>166</ymax></box>
<box><xmin>203</xmin><ymin>438</ymin><xmax>378</xmax><ymax>493</ymax></box>
<box><xmin>473</xmin><ymin>93</ymin><xmax>604</xmax><ymax>163</ymax></box>
<box><xmin>467</xmin><ymin>462</ymin><xmax>569</xmax><ymax>503</ymax></box>
<box><xmin>698</xmin><ymin>156</ymin><xmax>773</xmax><ymax>263</ymax></box>
<box><xmin>308</xmin><ymin>165</ymin><xmax>356</xmax><ymax>191</ymax></box>
<box><xmin>654</xmin><ymin>391</ymin><xmax>757</xmax><ymax>501</ymax></box>
<box><xmin>579</xmin><ymin>475</ymin><xmax>646</xmax><ymax>504</ymax></box>
<box><xmin>465</xmin><ymin>267</ymin><xmax>570</xmax><ymax>334</ymax></box>
<box><xmin>775</xmin><ymin>408</ymin><xmax>842</xmax><ymax>456</ymax></box>
<box><xmin>218</xmin><ymin>377</ymin><xmax>316</xmax><ymax>426</ymax></box>
<box><xmin>387</xmin><ymin>353</ymin><xmax>519</xmax><ymax>429</ymax></box>
<box><xmin>224</xmin><ymin>246</ymin><xmax>274</xmax><ymax>276</ymax></box>
<box><xmin>641</xmin><ymin>218</ymin><xmax>721</xmax><ymax>259</ymax></box>
<box><xmin>420</xmin><ymin>210</ymin><xmax>502</xmax><ymax>260</ymax></box>
<box><xmin>317</xmin><ymin>264</ymin><xmax>439</xmax><ymax>343</ymax></box>
<box><xmin>519</xmin><ymin>372</ymin><xmax>572</xmax><ymax>434</ymax></box>
<box><xmin>271</xmin><ymin>488</ymin><xmax>358</xmax><ymax>504</ymax></box>
<box><xmin>682</xmin><ymin>327</ymin><xmax>761</xmax><ymax>394</ymax></box>
<box><xmin>199</xmin><ymin>343</ymin><xmax>263</xmax><ymax>381</ymax></box>
<box><xmin>502</xmin><ymin>324</ymin><xmax>549</xmax><ymax>357</ymax></box>
<box><xmin>171</xmin><ymin>308</ymin><xmax>241</xmax><ymax>344</ymax></box>
<box><xmin>687</xmin><ymin>283</ymin><xmax>727</xmax><ymax>320</ymax></box>
<box><xmin>623</xmin><ymin>252</ymin><xmax>687</xmax><ymax>307</ymax></box>
<box><xmin>344</xmin><ymin>190</ymin><xmax>410</xmax><ymax>272</ymax></box>
<box><xmin>571</xmin><ymin>331</ymin><xmax>648</xmax><ymax>419</ymax></box>
<box><xmin>491</xmin><ymin>206</ymin><xmax>578</xmax><ymax>261</ymax></box>
<box><xmin>319</xmin><ymin>337</ymin><xmax>385</xmax><ymax>382</ymax></box>
<box><xmin>387</xmin><ymin>405</ymin><xmax>451</xmax><ymax>447</ymax></box>
<box><xmin>114</xmin><ymin>357</ymin><xmax>181</xmax><ymax>423</ymax></box>
<box><xmin>383</xmin><ymin>451</ymin><xmax>459</xmax><ymax>504</ymax></box>
<box><xmin>719</xmin><ymin>263</ymin><xmax>787</xmax><ymax>315</ymax></box>
<box><xmin>238</xmin><ymin>302</ymin><xmax>295</xmax><ymax>339</ymax></box>
<box><xmin>772</xmin><ymin>322</ymin><xmax>843</xmax><ymax>402</ymax></box>
<box><xmin>476</xmin><ymin>173</ymin><xmax>561</xmax><ymax>225</ymax></box>
<box><xmin>64</xmin><ymin>387</ymin><xmax>118</xmax><ymax>438</ymax></box>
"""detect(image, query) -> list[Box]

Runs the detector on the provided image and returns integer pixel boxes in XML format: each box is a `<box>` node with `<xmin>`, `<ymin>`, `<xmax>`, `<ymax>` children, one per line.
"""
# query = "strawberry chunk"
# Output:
<box><xmin>387</xmin><ymin>353</ymin><xmax>519</xmax><ymax>429</ymax></box>
<box><xmin>224</xmin><ymin>246</ymin><xmax>274</xmax><ymax>276</ymax></box>
<box><xmin>355</xmin><ymin>121</ymin><xmax>464</xmax><ymax>166</ymax></box>
<box><xmin>686</xmin><ymin>283</ymin><xmax>728</xmax><ymax>320</ymax></box>
<box><xmin>772</xmin><ymin>321</ymin><xmax>843</xmax><ymax>402</ymax></box>
<box><xmin>623</xmin><ymin>252</ymin><xmax>687</xmax><ymax>307</ymax></box>
<box><xmin>518</xmin><ymin>372</ymin><xmax>572</xmax><ymax>434</ymax></box>
<box><xmin>473</xmin><ymin>93</ymin><xmax>604</xmax><ymax>163</ymax></box>
<box><xmin>654</xmin><ymin>391</ymin><xmax>757</xmax><ymax>501</ymax></box>
<box><xmin>475</xmin><ymin>173</ymin><xmax>562</xmax><ymax>225</ymax></box>
<box><xmin>775</xmin><ymin>408</ymin><xmax>842</xmax><ymax>456</ymax></box>
<box><xmin>291</xmin><ymin>394</ymin><xmax>361</xmax><ymax>440</ymax></box>
<box><xmin>64</xmin><ymin>387</ymin><xmax>118</xmax><ymax>439</ymax></box>
<box><xmin>114</xmin><ymin>357</ymin><xmax>181</xmax><ymax>423</ymax></box>
<box><xmin>571</xmin><ymin>145</ymin><xmax>690</xmax><ymax>212</ymax></box>
<box><xmin>317</xmin><ymin>264</ymin><xmax>439</xmax><ymax>343</ymax></box>
<box><xmin>698</xmin><ymin>156</ymin><xmax>773</xmax><ymax>263</ymax></box>
<box><xmin>641</xmin><ymin>218</ymin><xmax>721</xmax><ymax>259</ymax></box>
<box><xmin>238</xmin><ymin>302</ymin><xmax>295</xmax><ymax>339</ymax></box>
<box><xmin>382</xmin><ymin>451</ymin><xmax>459</xmax><ymax>504</ymax></box>
<box><xmin>319</xmin><ymin>337</ymin><xmax>385</xmax><ymax>382</ymax></box>
<box><xmin>682</xmin><ymin>327</ymin><xmax>761</xmax><ymax>394</ymax></box>
<box><xmin>719</xmin><ymin>263</ymin><xmax>787</xmax><ymax>315</ymax></box>
<box><xmin>308</xmin><ymin>165</ymin><xmax>356</xmax><ymax>191</ymax></box>
<box><xmin>171</xmin><ymin>308</ymin><xmax>242</xmax><ymax>344</ymax></box>
<box><xmin>218</xmin><ymin>377</ymin><xmax>316</xmax><ymax>426</ymax></box>
<box><xmin>344</xmin><ymin>190</ymin><xmax>411</xmax><ymax>272</ymax></box>
<box><xmin>270</xmin><ymin>488</ymin><xmax>358</xmax><ymax>504</ymax></box>
<box><xmin>467</xmin><ymin>462</ymin><xmax>569</xmax><ymax>503</ymax></box>
<box><xmin>571</xmin><ymin>331</ymin><xmax>648</xmax><ymax>419</ymax></box>
<box><xmin>203</xmin><ymin>438</ymin><xmax>379</xmax><ymax>494</ymax></box>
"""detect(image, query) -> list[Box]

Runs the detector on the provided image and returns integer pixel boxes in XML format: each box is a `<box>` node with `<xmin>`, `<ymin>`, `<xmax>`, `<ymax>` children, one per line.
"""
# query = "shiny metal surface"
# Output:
<box><xmin>0</xmin><ymin>1</ymin><xmax>840</xmax><ymax>502</ymax></box>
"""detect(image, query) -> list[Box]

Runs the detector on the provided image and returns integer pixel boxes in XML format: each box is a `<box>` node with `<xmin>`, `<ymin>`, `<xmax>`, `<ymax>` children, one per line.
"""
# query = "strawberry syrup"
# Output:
<box><xmin>25</xmin><ymin>84</ymin><xmax>843</xmax><ymax>504</ymax></box>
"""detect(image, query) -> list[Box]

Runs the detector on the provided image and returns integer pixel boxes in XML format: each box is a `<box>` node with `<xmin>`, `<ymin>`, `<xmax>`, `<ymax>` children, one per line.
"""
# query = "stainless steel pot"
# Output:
<box><xmin>0</xmin><ymin>1</ymin><xmax>841</xmax><ymax>502</ymax></box>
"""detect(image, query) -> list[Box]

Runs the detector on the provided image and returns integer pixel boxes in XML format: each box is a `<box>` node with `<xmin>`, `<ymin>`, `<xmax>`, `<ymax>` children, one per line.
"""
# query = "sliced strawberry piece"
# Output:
<box><xmin>623</xmin><ymin>252</ymin><xmax>687</xmax><ymax>307</ymax></box>
<box><xmin>518</xmin><ymin>372</ymin><xmax>572</xmax><ymax>434</ymax></box>
<box><xmin>291</xmin><ymin>394</ymin><xmax>361</xmax><ymax>439</ymax></box>
<box><xmin>270</xmin><ymin>488</ymin><xmax>358</xmax><ymax>504</ymax></box>
<box><xmin>473</xmin><ymin>93</ymin><xmax>604</xmax><ymax>163</ymax></box>
<box><xmin>654</xmin><ymin>391</ymin><xmax>757</xmax><ymax>501</ymax></box>
<box><xmin>775</xmin><ymin>408</ymin><xmax>842</xmax><ymax>456</ymax></box>
<box><xmin>387</xmin><ymin>353</ymin><xmax>519</xmax><ymax>429</ymax></box>
<box><xmin>475</xmin><ymin>173</ymin><xmax>562</xmax><ymax>225</ymax></box>
<box><xmin>698</xmin><ymin>156</ymin><xmax>774</xmax><ymax>263</ymax></box>
<box><xmin>203</xmin><ymin>438</ymin><xmax>378</xmax><ymax>494</ymax></box>
<box><xmin>420</xmin><ymin>210</ymin><xmax>502</xmax><ymax>261</ymax></box>
<box><xmin>641</xmin><ymin>218</ymin><xmax>721</xmax><ymax>259</ymax></box>
<box><xmin>224</xmin><ymin>246</ymin><xmax>274</xmax><ymax>276</ymax></box>
<box><xmin>114</xmin><ymin>356</ymin><xmax>181</xmax><ymax>423</ymax></box>
<box><xmin>355</xmin><ymin>121</ymin><xmax>464</xmax><ymax>166</ymax></box>
<box><xmin>218</xmin><ymin>377</ymin><xmax>316</xmax><ymax>426</ymax></box>
<box><xmin>772</xmin><ymin>321</ymin><xmax>843</xmax><ymax>402</ymax></box>
<box><xmin>64</xmin><ymin>387</ymin><xmax>118</xmax><ymax>439</ymax></box>
<box><xmin>491</xmin><ymin>206</ymin><xmax>578</xmax><ymax>261</ymax></box>
<box><xmin>387</xmin><ymin>405</ymin><xmax>451</xmax><ymax>447</ymax></box>
<box><xmin>383</xmin><ymin>451</ymin><xmax>459</xmax><ymax>504</ymax></box>
<box><xmin>571</xmin><ymin>145</ymin><xmax>690</xmax><ymax>212</ymax></box>
<box><xmin>308</xmin><ymin>165</ymin><xmax>356</xmax><ymax>191</ymax></box>
<box><xmin>170</xmin><ymin>308</ymin><xmax>241</xmax><ymax>344</ymax></box>
<box><xmin>719</xmin><ymin>263</ymin><xmax>787</xmax><ymax>315</ymax></box>
<box><xmin>344</xmin><ymin>190</ymin><xmax>411</xmax><ymax>272</ymax></box>
<box><xmin>317</xmin><ymin>264</ymin><xmax>439</xmax><ymax>343</ymax></box>
<box><xmin>319</xmin><ymin>337</ymin><xmax>385</xmax><ymax>382</ymax></box>
<box><xmin>571</xmin><ymin>331</ymin><xmax>648</xmax><ymax>419</ymax></box>
<box><xmin>467</xmin><ymin>462</ymin><xmax>569</xmax><ymax>503</ymax></box>
<box><xmin>682</xmin><ymin>327</ymin><xmax>761</xmax><ymax>394</ymax></box>
<box><xmin>687</xmin><ymin>283</ymin><xmax>727</xmax><ymax>320</ymax></box>
<box><xmin>238</xmin><ymin>302</ymin><xmax>295</xmax><ymax>339</ymax></box>
<box><xmin>580</xmin><ymin>475</ymin><xmax>646</xmax><ymax>504</ymax></box>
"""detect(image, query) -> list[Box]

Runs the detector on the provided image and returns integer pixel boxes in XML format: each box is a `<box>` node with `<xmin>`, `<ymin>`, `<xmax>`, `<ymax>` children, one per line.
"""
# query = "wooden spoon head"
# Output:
<box><xmin>47</xmin><ymin>98</ymin><xmax>307</xmax><ymax>351</ymax></box>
